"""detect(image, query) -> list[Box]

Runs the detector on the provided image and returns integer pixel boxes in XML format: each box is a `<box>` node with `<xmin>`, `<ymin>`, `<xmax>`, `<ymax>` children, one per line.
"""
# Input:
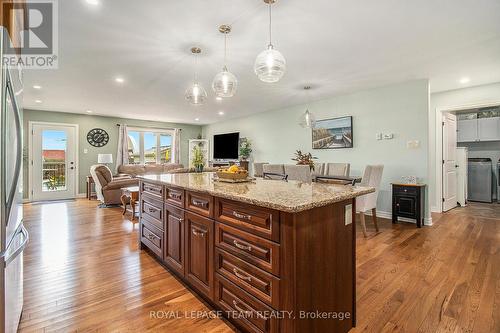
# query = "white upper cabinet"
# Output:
<box><xmin>478</xmin><ymin>117</ymin><xmax>500</xmax><ymax>141</ymax></box>
<box><xmin>457</xmin><ymin>119</ymin><xmax>478</xmax><ymax>142</ymax></box>
<box><xmin>457</xmin><ymin>116</ymin><xmax>500</xmax><ymax>142</ymax></box>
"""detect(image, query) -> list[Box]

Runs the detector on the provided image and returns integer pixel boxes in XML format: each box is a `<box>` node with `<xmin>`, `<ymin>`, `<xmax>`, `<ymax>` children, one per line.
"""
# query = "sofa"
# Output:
<box><xmin>117</xmin><ymin>163</ymin><xmax>184</xmax><ymax>177</ymax></box>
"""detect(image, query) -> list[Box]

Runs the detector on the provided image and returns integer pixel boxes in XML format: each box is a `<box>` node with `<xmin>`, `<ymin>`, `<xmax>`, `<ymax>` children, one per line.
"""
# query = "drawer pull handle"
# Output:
<box><xmin>192</xmin><ymin>229</ymin><xmax>206</xmax><ymax>237</ymax></box>
<box><xmin>232</xmin><ymin>211</ymin><xmax>252</xmax><ymax>221</ymax></box>
<box><xmin>233</xmin><ymin>268</ymin><xmax>252</xmax><ymax>282</ymax></box>
<box><xmin>148</xmin><ymin>208</ymin><xmax>156</xmax><ymax>213</ymax></box>
<box><xmin>146</xmin><ymin>186</ymin><xmax>161</xmax><ymax>193</ymax></box>
<box><xmin>192</xmin><ymin>199</ymin><xmax>208</xmax><ymax>208</ymax></box>
<box><xmin>232</xmin><ymin>300</ymin><xmax>251</xmax><ymax>314</ymax></box>
<box><xmin>148</xmin><ymin>233</ymin><xmax>156</xmax><ymax>241</ymax></box>
<box><xmin>169</xmin><ymin>192</ymin><xmax>181</xmax><ymax>200</ymax></box>
<box><xmin>233</xmin><ymin>240</ymin><xmax>252</xmax><ymax>252</ymax></box>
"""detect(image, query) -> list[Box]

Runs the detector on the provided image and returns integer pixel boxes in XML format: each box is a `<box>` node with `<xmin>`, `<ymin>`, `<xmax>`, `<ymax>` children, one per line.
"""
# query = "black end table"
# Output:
<box><xmin>392</xmin><ymin>183</ymin><xmax>426</xmax><ymax>228</ymax></box>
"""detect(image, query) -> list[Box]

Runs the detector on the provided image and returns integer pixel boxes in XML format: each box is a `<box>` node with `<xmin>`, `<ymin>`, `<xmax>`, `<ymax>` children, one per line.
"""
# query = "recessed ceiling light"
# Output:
<box><xmin>86</xmin><ymin>110</ymin><xmax>93</xmax><ymax>114</ymax></box>
<box><xmin>216</xmin><ymin>96</ymin><xmax>222</xmax><ymax>101</ymax></box>
<box><xmin>194</xmin><ymin>118</ymin><xmax>200</xmax><ymax>121</ymax></box>
<box><xmin>35</xmin><ymin>99</ymin><xmax>42</xmax><ymax>103</ymax></box>
<box><xmin>86</xmin><ymin>0</ymin><xmax>99</xmax><ymax>5</ymax></box>
<box><xmin>33</xmin><ymin>85</ymin><xmax>42</xmax><ymax>89</ymax></box>
<box><xmin>218</xmin><ymin>111</ymin><xmax>224</xmax><ymax>115</ymax></box>
<box><xmin>459</xmin><ymin>77</ymin><xmax>470</xmax><ymax>84</ymax></box>
<box><xmin>115</xmin><ymin>77</ymin><xmax>125</xmax><ymax>84</ymax></box>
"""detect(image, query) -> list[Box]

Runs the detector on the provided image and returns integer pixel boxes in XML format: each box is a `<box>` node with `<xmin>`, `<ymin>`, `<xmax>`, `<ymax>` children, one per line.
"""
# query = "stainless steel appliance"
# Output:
<box><xmin>0</xmin><ymin>27</ymin><xmax>27</xmax><ymax>333</ymax></box>
<box><xmin>497</xmin><ymin>159</ymin><xmax>500</xmax><ymax>203</ymax></box>
<box><xmin>467</xmin><ymin>158</ymin><xmax>492</xmax><ymax>203</ymax></box>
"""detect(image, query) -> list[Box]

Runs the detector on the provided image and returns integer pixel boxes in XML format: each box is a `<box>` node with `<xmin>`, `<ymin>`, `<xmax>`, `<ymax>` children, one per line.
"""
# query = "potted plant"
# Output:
<box><xmin>291</xmin><ymin>150</ymin><xmax>318</xmax><ymax>171</ymax></box>
<box><xmin>239</xmin><ymin>138</ymin><xmax>252</xmax><ymax>161</ymax></box>
<box><xmin>191</xmin><ymin>146</ymin><xmax>205</xmax><ymax>173</ymax></box>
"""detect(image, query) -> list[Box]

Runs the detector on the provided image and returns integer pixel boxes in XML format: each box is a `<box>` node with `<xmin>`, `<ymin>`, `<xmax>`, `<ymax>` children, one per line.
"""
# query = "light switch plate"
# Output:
<box><xmin>383</xmin><ymin>133</ymin><xmax>394</xmax><ymax>139</ymax></box>
<box><xmin>83</xmin><ymin>149</ymin><xmax>88</xmax><ymax>154</ymax></box>
<box><xmin>345</xmin><ymin>204</ymin><xmax>353</xmax><ymax>225</ymax></box>
<box><xmin>376</xmin><ymin>133</ymin><xmax>383</xmax><ymax>140</ymax></box>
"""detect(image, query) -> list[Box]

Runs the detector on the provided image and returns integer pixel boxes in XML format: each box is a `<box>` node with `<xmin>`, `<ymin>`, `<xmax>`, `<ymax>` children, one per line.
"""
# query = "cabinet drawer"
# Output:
<box><xmin>165</xmin><ymin>186</ymin><xmax>184</xmax><ymax>208</ymax></box>
<box><xmin>141</xmin><ymin>182</ymin><xmax>163</xmax><ymax>198</ymax></box>
<box><xmin>215</xmin><ymin>223</ymin><xmax>280</xmax><ymax>276</ymax></box>
<box><xmin>215</xmin><ymin>198</ymin><xmax>279</xmax><ymax>242</ymax></box>
<box><xmin>215</xmin><ymin>274</ymin><xmax>278</xmax><ymax>333</ymax></box>
<box><xmin>141</xmin><ymin>221</ymin><xmax>163</xmax><ymax>258</ymax></box>
<box><xmin>141</xmin><ymin>211</ymin><xmax>163</xmax><ymax>231</ymax></box>
<box><xmin>215</xmin><ymin>248</ymin><xmax>280</xmax><ymax>309</ymax></box>
<box><xmin>393</xmin><ymin>185</ymin><xmax>418</xmax><ymax>196</ymax></box>
<box><xmin>142</xmin><ymin>201</ymin><xmax>163</xmax><ymax>222</ymax></box>
<box><xmin>185</xmin><ymin>191</ymin><xmax>214</xmax><ymax>218</ymax></box>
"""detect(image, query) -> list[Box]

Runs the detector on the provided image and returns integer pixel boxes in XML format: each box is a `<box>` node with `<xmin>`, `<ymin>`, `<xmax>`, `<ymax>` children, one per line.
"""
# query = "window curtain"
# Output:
<box><xmin>173</xmin><ymin>128</ymin><xmax>181</xmax><ymax>164</ymax></box>
<box><xmin>116</xmin><ymin>124</ymin><xmax>129</xmax><ymax>172</ymax></box>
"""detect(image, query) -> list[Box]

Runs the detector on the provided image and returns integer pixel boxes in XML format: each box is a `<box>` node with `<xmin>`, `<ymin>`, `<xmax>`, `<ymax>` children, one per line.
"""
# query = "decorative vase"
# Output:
<box><xmin>194</xmin><ymin>164</ymin><xmax>204</xmax><ymax>173</ymax></box>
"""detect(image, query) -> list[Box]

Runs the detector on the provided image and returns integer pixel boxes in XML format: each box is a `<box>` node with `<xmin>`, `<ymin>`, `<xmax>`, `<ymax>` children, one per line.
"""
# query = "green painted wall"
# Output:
<box><xmin>23</xmin><ymin>109</ymin><xmax>202</xmax><ymax>198</ymax></box>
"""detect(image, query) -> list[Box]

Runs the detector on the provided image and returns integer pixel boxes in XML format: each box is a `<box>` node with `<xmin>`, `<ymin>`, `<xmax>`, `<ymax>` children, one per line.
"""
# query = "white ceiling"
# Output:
<box><xmin>24</xmin><ymin>0</ymin><xmax>500</xmax><ymax>124</ymax></box>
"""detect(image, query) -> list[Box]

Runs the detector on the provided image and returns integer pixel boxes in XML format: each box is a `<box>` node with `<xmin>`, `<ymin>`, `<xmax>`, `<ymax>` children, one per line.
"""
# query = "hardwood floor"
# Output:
<box><xmin>19</xmin><ymin>200</ymin><xmax>499</xmax><ymax>332</ymax></box>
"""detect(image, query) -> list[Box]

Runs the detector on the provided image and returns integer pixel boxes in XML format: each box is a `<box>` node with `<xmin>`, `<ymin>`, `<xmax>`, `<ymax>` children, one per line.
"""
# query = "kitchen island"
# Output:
<box><xmin>137</xmin><ymin>172</ymin><xmax>374</xmax><ymax>333</ymax></box>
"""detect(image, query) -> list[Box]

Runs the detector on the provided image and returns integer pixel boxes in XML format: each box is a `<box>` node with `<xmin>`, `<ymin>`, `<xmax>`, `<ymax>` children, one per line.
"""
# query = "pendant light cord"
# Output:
<box><xmin>224</xmin><ymin>33</ymin><xmax>227</xmax><ymax>67</ymax></box>
<box><xmin>268</xmin><ymin>2</ymin><xmax>272</xmax><ymax>47</ymax></box>
<box><xmin>194</xmin><ymin>53</ymin><xmax>198</xmax><ymax>82</ymax></box>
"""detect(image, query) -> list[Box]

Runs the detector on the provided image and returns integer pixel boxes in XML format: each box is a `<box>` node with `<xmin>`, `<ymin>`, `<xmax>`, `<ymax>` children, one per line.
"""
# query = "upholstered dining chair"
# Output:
<box><xmin>325</xmin><ymin>163</ymin><xmax>350</xmax><ymax>177</ymax></box>
<box><xmin>262</xmin><ymin>164</ymin><xmax>287</xmax><ymax>180</ymax></box>
<box><xmin>356</xmin><ymin>165</ymin><xmax>384</xmax><ymax>237</ymax></box>
<box><xmin>284</xmin><ymin>165</ymin><xmax>312</xmax><ymax>182</ymax></box>
<box><xmin>253</xmin><ymin>162</ymin><xmax>269</xmax><ymax>177</ymax></box>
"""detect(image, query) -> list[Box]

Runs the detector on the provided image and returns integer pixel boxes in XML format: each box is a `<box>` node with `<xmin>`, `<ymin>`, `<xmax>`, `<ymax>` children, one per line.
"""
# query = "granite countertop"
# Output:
<box><xmin>137</xmin><ymin>173</ymin><xmax>375</xmax><ymax>213</ymax></box>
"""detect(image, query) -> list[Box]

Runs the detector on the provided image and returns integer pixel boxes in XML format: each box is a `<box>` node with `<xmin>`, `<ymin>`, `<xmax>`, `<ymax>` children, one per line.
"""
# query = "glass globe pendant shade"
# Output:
<box><xmin>212</xmin><ymin>66</ymin><xmax>238</xmax><ymax>98</ymax></box>
<box><xmin>185</xmin><ymin>82</ymin><xmax>207</xmax><ymax>105</ymax></box>
<box><xmin>299</xmin><ymin>109</ymin><xmax>316</xmax><ymax>128</ymax></box>
<box><xmin>254</xmin><ymin>45</ymin><xmax>286</xmax><ymax>83</ymax></box>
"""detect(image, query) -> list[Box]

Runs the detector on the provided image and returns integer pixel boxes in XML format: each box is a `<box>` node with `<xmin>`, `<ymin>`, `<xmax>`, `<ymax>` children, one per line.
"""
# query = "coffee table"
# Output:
<box><xmin>120</xmin><ymin>186</ymin><xmax>139</xmax><ymax>222</ymax></box>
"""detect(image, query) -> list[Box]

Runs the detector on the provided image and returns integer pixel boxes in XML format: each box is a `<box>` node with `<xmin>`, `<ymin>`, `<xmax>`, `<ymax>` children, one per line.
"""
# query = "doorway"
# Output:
<box><xmin>442</xmin><ymin>113</ymin><xmax>458</xmax><ymax>212</ymax></box>
<box><xmin>29</xmin><ymin>122</ymin><xmax>78</xmax><ymax>201</ymax></box>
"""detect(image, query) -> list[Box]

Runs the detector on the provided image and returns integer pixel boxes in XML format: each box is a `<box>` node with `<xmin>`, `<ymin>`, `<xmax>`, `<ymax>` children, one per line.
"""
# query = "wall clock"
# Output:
<box><xmin>87</xmin><ymin>128</ymin><xmax>109</xmax><ymax>147</ymax></box>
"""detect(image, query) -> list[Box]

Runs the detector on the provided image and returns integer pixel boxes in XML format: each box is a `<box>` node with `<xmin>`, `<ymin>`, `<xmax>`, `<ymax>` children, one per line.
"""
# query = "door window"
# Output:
<box><xmin>41</xmin><ymin>130</ymin><xmax>67</xmax><ymax>192</ymax></box>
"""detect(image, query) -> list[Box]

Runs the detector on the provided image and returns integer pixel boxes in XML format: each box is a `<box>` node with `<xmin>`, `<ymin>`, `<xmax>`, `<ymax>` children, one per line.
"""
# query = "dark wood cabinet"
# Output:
<box><xmin>185</xmin><ymin>212</ymin><xmax>214</xmax><ymax>299</ymax></box>
<box><xmin>139</xmin><ymin>179</ymin><xmax>357</xmax><ymax>333</ymax></box>
<box><xmin>164</xmin><ymin>204</ymin><xmax>185</xmax><ymax>276</ymax></box>
<box><xmin>392</xmin><ymin>183</ymin><xmax>426</xmax><ymax>228</ymax></box>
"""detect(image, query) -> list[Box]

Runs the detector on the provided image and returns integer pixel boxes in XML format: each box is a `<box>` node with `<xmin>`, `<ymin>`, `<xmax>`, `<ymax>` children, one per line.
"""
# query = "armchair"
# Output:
<box><xmin>90</xmin><ymin>165</ymin><xmax>138</xmax><ymax>205</ymax></box>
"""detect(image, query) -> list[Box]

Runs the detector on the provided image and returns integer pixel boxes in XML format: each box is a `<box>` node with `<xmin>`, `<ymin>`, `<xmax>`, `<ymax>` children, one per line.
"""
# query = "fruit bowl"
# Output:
<box><xmin>216</xmin><ymin>169</ymin><xmax>249</xmax><ymax>180</ymax></box>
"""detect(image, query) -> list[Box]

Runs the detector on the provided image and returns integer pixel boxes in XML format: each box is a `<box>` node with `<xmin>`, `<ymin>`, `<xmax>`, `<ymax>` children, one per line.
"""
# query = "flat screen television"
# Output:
<box><xmin>213</xmin><ymin>132</ymin><xmax>239</xmax><ymax>160</ymax></box>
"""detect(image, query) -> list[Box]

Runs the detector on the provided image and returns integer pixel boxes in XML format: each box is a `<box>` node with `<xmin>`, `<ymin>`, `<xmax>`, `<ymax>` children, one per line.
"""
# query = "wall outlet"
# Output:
<box><xmin>407</xmin><ymin>140</ymin><xmax>420</xmax><ymax>149</ymax></box>
<box><xmin>376</xmin><ymin>133</ymin><xmax>383</xmax><ymax>140</ymax></box>
<box><xmin>83</xmin><ymin>149</ymin><xmax>88</xmax><ymax>154</ymax></box>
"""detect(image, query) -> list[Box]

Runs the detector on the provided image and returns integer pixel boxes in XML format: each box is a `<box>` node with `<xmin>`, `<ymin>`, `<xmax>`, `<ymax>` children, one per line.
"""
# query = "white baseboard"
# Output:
<box><xmin>22</xmin><ymin>192</ymin><xmax>87</xmax><ymax>204</ymax></box>
<box><xmin>363</xmin><ymin>209</ymin><xmax>433</xmax><ymax>226</ymax></box>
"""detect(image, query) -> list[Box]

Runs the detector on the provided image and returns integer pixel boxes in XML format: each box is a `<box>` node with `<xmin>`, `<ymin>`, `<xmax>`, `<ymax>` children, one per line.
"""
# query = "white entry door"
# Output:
<box><xmin>31</xmin><ymin>123</ymin><xmax>78</xmax><ymax>201</ymax></box>
<box><xmin>442</xmin><ymin>113</ymin><xmax>458</xmax><ymax>212</ymax></box>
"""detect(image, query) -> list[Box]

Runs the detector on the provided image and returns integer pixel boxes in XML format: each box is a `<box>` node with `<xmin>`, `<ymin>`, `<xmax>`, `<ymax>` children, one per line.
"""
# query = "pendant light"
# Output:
<box><xmin>254</xmin><ymin>0</ymin><xmax>286</xmax><ymax>83</ymax></box>
<box><xmin>185</xmin><ymin>47</ymin><xmax>208</xmax><ymax>105</ymax></box>
<box><xmin>212</xmin><ymin>25</ymin><xmax>238</xmax><ymax>98</ymax></box>
<box><xmin>299</xmin><ymin>86</ymin><xmax>316</xmax><ymax>128</ymax></box>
